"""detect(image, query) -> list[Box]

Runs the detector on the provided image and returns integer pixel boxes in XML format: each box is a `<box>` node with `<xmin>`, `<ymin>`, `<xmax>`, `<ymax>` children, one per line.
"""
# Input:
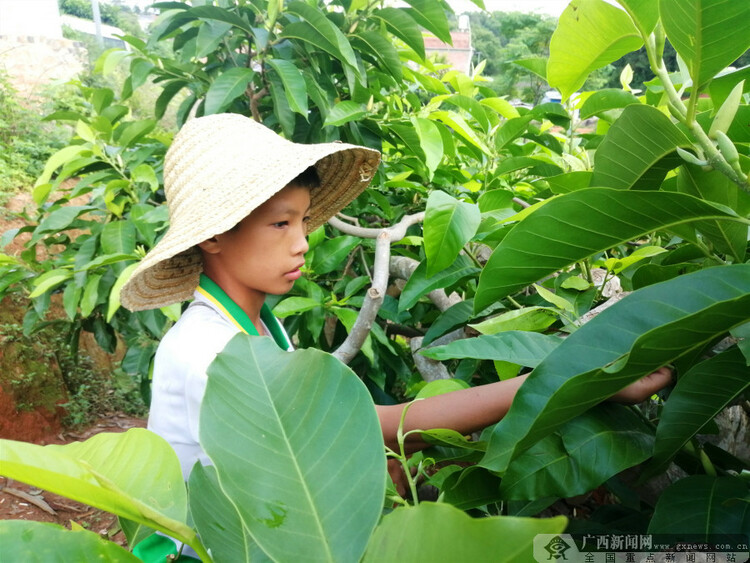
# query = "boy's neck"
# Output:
<box><xmin>201</xmin><ymin>270</ymin><xmax>266</xmax><ymax>335</ymax></box>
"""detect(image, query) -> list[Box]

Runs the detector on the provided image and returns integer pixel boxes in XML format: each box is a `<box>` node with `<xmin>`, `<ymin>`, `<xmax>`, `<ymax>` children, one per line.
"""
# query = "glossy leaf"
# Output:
<box><xmin>0</xmin><ymin>520</ymin><xmax>140</xmax><ymax>562</ymax></box>
<box><xmin>470</xmin><ymin>307</ymin><xmax>558</xmax><ymax>335</ymax></box>
<box><xmin>0</xmin><ymin>429</ymin><xmax>198</xmax><ymax>552</ymax></box>
<box><xmin>648</xmin><ymin>476</ymin><xmax>750</xmax><ymax>535</ymax></box>
<box><xmin>512</xmin><ymin>57</ymin><xmax>547</xmax><ymax>81</ymax></box>
<box><xmin>402</xmin><ymin>0</ymin><xmax>451</xmax><ymax>44</ymax></box>
<box><xmin>353</xmin><ymin>30</ymin><xmax>402</xmax><ymax>82</ymax></box>
<box><xmin>676</xmin><ymin>164</ymin><xmax>749</xmax><ymax>262</ymax></box>
<box><xmin>107</xmin><ymin>263</ymin><xmax>138</xmax><ymax>322</ymax></box>
<box><xmin>323</xmin><ymin>101</ymin><xmax>367</xmax><ymax>127</ymax></box>
<box><xmin>201</xmin><ymin>335</ymin><xmax>385</xmax><ymax>562</ymax></box>
<box><xmin>100</xmin><ymin>221</ymin><xmax>137</xmax><ymax>255</ymax></box>
<box><xmin>363</xmin><ymin>502</ymin><xmax>567</xmax><ymax>562</ymax></box>
<box><xmin>399</xmin><ymin>255</ymin><xmax>480</xmax><ymax>312</ymax></box>
<box><xmin>266</xmin><ymin>59</ymin><xmax>308</xmax><ymax>116</ymax></box>
<box><xmin>189</xmin><ymin>464</ymin><xmax>257</xmax><ymax>563</ymax></box>
<box><xmin>643</xmin><ymin>348</ymin><xmax>750</xmax><ymax>479</ymax></box>
<box><xmin>422</xmin><ymin>299</ymin><xmax>474</xmax><ymax>346</ymax></box>
<box><xmin>548</xmin><ymin>0</ymin><xmax>643</xmax><ymax>101</ymax></box>
<box><xmin>660</xmin><ymin>0</ymin><xmax>750</xmax><ymax>88</ymax></box>
<box><xmin>474</xmin><ymin>189</ymin><xmax>741</xmax><ymax>310</ymax></box>
<box><xmin>592</xmin><ymin>104</ymin><xmax>690</xmax><ymax>189</ymax></box>
<box><xmin>372</xmin><ymin>8</ymin><xmax>425</xmax><ymax>60</ymax></box>
<box><xmin>204</xmin><ymin>68</ymin><xmax>255</xmax><ymax>115</ymax></box>
<box><xmin>272</xmin><ymin>296</ymin><xmax>321</xmax><ymax>318</ymax></box>
<box><xmin>421</xmin><ymin>331</ymin><xmax>561</xmax><ymax>366</ymax></box>
<box><xmin>310</xmin><ymin>235</ymin><xmax>359</xmax><ymax>274</ymax></box>
<box><xmin>29</xmin><ymin>269</ymin><xmax>73</xmax><ymax>298</ymax></box>
<box><xmin>481</xmin><ymin>264</ymin><xmax>750</xmax><ymax>474</ymax></box>
<box><xmin>412</xmin><ymin>117</ymin><xmax>444</xmax><ymax>179</ymax></box>
<box><xmin>501</xmin><ymin>405</ymin><xmax>654</xmax><ymax>500</ymax></box>
<box><xmin>615</xmin><ymin>0</ymin><xmax>659</xmax><ymax>36</ymax></box>
<box><xmin>283</xmin><ymin>3</ymin><xmax>358</xmax><ymax>71</ymax></box>
<box><xmin>185</xmin><ymin>5</ymin><xmax>254</xmax><ymax>35</ymax></box>
<box><xmin>579</xmin><ymin>89</ymin><xmax>641</xmax><ymax>119</ymax></box>
<box><xmin>424</xmin><ymin>191</ymin><xmax>480</xmax><ymax>278</ymax></box>
<box><xmin>438</xmin><ymin>466</ymin><xmax>504</xmax><ymax>511</ymax></box>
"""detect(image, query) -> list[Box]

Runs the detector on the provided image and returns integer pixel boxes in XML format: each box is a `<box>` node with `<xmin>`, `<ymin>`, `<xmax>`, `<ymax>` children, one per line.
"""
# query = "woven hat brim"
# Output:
<box><xmin>120</xmin><ymin>115</ymin><xmax>380</xmax><ymax>311</ymax></box>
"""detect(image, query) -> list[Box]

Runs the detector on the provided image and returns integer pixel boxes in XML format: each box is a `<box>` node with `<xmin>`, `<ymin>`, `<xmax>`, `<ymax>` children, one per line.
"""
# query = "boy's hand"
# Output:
<box><xmin>609</xmin><ymin>366</ymin><xmax>673</xmax><ymax>404</ymax></box>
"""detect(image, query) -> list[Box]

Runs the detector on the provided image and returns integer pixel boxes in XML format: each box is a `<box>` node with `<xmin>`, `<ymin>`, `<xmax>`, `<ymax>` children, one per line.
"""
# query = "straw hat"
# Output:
<box><xmin>120</xmin><ymin>113</ymin><xmax>380</xmax><ymax>311</ymax></box>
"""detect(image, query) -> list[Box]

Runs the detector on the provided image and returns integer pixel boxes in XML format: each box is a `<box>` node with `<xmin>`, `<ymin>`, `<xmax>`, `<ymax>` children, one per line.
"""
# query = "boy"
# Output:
<box><xmin>121</xmin><ymin>114</ymin><xmax>670</xmax><ymax>546</ymax></box>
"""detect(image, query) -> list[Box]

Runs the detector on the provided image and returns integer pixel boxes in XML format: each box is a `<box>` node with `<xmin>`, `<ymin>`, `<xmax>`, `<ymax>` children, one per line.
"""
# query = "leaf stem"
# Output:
<box><xmin>644</xmin><ymin>33</ymin><xmax>750</xmax><ymax>194</ymax></box>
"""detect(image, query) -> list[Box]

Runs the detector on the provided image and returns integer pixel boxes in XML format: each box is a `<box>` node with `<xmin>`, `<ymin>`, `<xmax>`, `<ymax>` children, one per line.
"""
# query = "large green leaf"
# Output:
<box><xmin>200</xmin><ymin>335</ymin><xmax>385</xmax><ymax>562</ymax></box>
<box><xmin>642</xmin><ymin>348</ymin><xmax>750</xmax><ymax>479</ymax></box>
<box><xmin>372</xmin><ymin>8</ymin><xmax>425</xmax><ymax>60</ymax></box>
<box><xmin>399</xmin><ymin>255</ymin><xmax>480</xmax><ymax>312</ymax></box>
<box><xmin>352</xmin><ymin>30</ymin><xmax>402</xmax><ymax>82</ymax></box>
<box><xmin>579</xmin><ymin>88</ymin><xmax>640</xmax><ymax>119</ymax></box>
<box><xmin>474</xmin><ymin>188</ymin><xmax>742</xmax><ymax>310</ymax></box>
<box><xmin>188</xmin><ymin>464</ymin><xmax>258</xmax><ymax>563</ymax></box>
<box><xmin>481</xmin><ymin>264</ymin><xmax>750</xmax><ymax>474</ymax></box>
<box><xmin>0</xmin><ymin>429</ymin><xmax>199</xmax><ymax>553</ymax></box>
<box><xmin>422</xmin><ymin>299</ymin><xmax>474</xmax><ymax>346</ymax></box>
<box><xmin>204</xmin><ymin>67</ymin><xmax>255</xmax><ymax>115</ymax></box>
<box><xmin>310</xmin><ymin>235</ymin><xmax>359</xmax><ymax>274</ymax></box>
<box><xmin>614</xmin><ymin>0</ymin><xmax>658</xmax><ymax>36</ymax></box>
<box><xmin>548</xmin><ymin>0</ymin><xmax>643</xmax><ymax>101</ymax></box>
<box><xmin>421</xmin><ymin>331</ymin><xmax>561</xmax><ymax>367</ymax></box>
<box><xmin>100</xmin><ymin>220</ymin><xmax>137</xmax><ymax>255</ymax></box>
<box><xmin>424</xmin><ymin>191</ymin><xmax>480</xmax><ymax>278</ymax></box>
<box><xmin>660</xmin><ymin>0</ymin><xmax>750</xmax><ymax>89</ymax></box>
<box><xmin>323</xmin><ymin>101</ymin><xmax>367</xmax><ymax>127</ymax></box>
<box><xmin>401</xmin><ymin>0</ymin><xmax>451</xmax><ymax>44</ymax></box>
<box><xmin>363</xmin><ymin>502</ymin><xmax>566</xmax><ymax>561</ymax></box>
<box><xmin>284</xmin><ymin>2</ymin><xmax>358</xmax><ymax>72</ymax></box>
<box><xmin>411</xmin><ymin>117</ymin><xmax>443</xmax><ymax>179</ymax></box>
<box><xmin>649</xmin><ymin>476</ymin><xmax>750</xmax><ymax>535</ymax></box>
<box><xmin>591</xmin><ymin>104</ymin><xmax>690</xmax><ymax>189</ymax></box>
<box><xmin>0</xmin><ymin>520</ymin><xmax>140</xmax><ymax>562</ymax></box>
<box><xmin>266</xmin><ymin>59</ymin><xmax>308</xmax><ymax>117</ymax></box>
<box><xmin>501</xmin><ymin>405</ymin><xmax>654</xmax><ymax>500</ymax></box>
<box><xmin>675</xmin><ymin>164</ymin><xmax>749</xmax><ymax>262</ymax></box>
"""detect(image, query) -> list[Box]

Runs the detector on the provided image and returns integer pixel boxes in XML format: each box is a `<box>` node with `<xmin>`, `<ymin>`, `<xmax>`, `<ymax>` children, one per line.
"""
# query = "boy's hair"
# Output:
<box><xmin>289</xmin><ymin>166</ymin><xmax>321</xmax><ymax>190</ymax></box>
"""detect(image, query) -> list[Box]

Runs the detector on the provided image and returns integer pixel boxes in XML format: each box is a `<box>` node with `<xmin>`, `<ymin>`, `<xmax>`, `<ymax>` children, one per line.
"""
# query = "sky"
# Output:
<box><xmin>447</xmin><ymin>0</ymin><xmax>570</xmax><ymax>17</ymax></box>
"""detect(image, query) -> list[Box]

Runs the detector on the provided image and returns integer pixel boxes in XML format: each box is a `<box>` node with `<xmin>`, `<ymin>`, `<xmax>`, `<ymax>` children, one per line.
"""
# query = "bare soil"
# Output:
<box><xmin>0</xmin><ymin>413</ymin><xmax>146</xmax><ymax>547</ymax></box>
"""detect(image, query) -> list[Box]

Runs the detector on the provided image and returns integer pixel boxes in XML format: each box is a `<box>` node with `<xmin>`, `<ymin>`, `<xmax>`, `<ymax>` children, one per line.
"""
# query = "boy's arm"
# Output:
<box><xmin>375</xmin><ymin>367</ymin><xmax>672</xmax><ymax>453</ymax></box>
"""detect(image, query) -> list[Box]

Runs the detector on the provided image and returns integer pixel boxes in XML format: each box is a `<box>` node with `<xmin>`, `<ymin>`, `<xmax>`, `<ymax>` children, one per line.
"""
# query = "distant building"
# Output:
<box><xmin>424</xmin><ymin>14</ymin><xmax>473</xmax><ymax>74</ymax></box>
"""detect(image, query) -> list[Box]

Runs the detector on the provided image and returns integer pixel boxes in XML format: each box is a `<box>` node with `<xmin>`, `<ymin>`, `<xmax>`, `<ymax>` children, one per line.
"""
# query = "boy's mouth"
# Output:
<box><xmin>284</xmin><ymin>264</ymin><xmax>304</xmax><ymax>280</ymax></box>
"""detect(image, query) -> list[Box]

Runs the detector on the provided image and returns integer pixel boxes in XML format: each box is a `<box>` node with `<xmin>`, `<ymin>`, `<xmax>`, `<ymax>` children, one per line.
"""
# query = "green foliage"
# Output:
<box><xmin>0</xmin><ymin>337</ymin><xmax>566</xmax><ymax>560</ymax></box>
<box><xmin>2</xmin><ymin>0</ymin><xmax>749</xmax><ymax>555</ymax></box>
<box><xmin>0</xmin><ymin>72</ymin><xmax>71</xmax><ymax>200</ymax></box>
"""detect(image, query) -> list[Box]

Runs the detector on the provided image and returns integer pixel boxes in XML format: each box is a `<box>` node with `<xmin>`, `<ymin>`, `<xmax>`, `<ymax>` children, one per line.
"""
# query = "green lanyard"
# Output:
<box><xmin>196</xmin><ymin>274</ymin><xmax>291</xmax><ymax>350</ymax></box>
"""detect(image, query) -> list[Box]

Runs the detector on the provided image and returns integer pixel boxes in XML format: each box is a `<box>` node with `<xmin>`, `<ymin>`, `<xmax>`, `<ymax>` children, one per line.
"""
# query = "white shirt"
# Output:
<box><xmin>148</xmin><ymin>291</ymin><xmax>292</xmax><ymax>480</ymax></box>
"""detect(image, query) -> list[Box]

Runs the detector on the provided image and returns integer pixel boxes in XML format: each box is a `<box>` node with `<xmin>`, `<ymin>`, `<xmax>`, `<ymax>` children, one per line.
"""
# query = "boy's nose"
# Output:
<box><xmin>293</xmin><ymin>228</ymin><xmax>309</xmax><ymax>255</ymax></box>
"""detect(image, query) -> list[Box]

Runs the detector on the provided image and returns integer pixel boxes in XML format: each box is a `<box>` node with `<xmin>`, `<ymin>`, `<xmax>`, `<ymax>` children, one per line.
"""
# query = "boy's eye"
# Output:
<box><xmin>303</xmin><ymin>216</ymin><xmax>311</xmax><ymax>223</ymax></box>
<box><xmin>273</xmin><ymin>221</ymin><xmax>289</xmax><ymax>228</ymax></box>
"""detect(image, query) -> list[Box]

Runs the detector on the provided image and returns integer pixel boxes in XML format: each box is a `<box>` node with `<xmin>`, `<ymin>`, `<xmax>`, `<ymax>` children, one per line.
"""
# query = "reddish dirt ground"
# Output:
<box><xmin>0</xmin><ymin>413</ymin><xmax>146</xmax><ymax>547</ymax></box>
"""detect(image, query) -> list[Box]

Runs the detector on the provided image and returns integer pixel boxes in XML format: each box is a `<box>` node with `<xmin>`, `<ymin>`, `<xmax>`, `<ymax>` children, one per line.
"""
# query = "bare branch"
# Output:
<box><xmin>512</xmin><ymin>197</ymin><xmax>531</xmax><ymax>209</ymax></box>
<box><xmin>333</xmin><ymin>213</ymin><xmax>424</xmax><ymax>363</ymax></box>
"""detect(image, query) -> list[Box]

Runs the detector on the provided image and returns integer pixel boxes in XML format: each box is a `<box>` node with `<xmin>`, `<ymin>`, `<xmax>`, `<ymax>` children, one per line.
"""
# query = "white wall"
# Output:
<box><xmin>0</xmin><ymin>0</ymin><xmax>63</xmax><ymax>38</ymax></box>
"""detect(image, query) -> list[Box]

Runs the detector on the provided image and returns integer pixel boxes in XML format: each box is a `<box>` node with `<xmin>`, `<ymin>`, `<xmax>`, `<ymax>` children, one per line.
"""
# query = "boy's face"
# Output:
<box><xmin>201</xmin><ymin>184</ymin><xmax>311</xmax><ymax>300</ymax></box>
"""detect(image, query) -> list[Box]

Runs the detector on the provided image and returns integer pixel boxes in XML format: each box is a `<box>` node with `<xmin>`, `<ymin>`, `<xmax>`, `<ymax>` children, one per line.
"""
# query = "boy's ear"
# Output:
<box><xmin>197</xmin><ymin>236</ymin><xmax>221</xmax><ymax>254</ymax></box>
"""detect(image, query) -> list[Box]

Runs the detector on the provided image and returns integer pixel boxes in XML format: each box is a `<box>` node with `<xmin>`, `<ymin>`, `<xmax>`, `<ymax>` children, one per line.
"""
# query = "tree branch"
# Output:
<box><xmin>332</xmin><ymin>213</ymin><xmax>424</xmax><ymax>364</ymax></box>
